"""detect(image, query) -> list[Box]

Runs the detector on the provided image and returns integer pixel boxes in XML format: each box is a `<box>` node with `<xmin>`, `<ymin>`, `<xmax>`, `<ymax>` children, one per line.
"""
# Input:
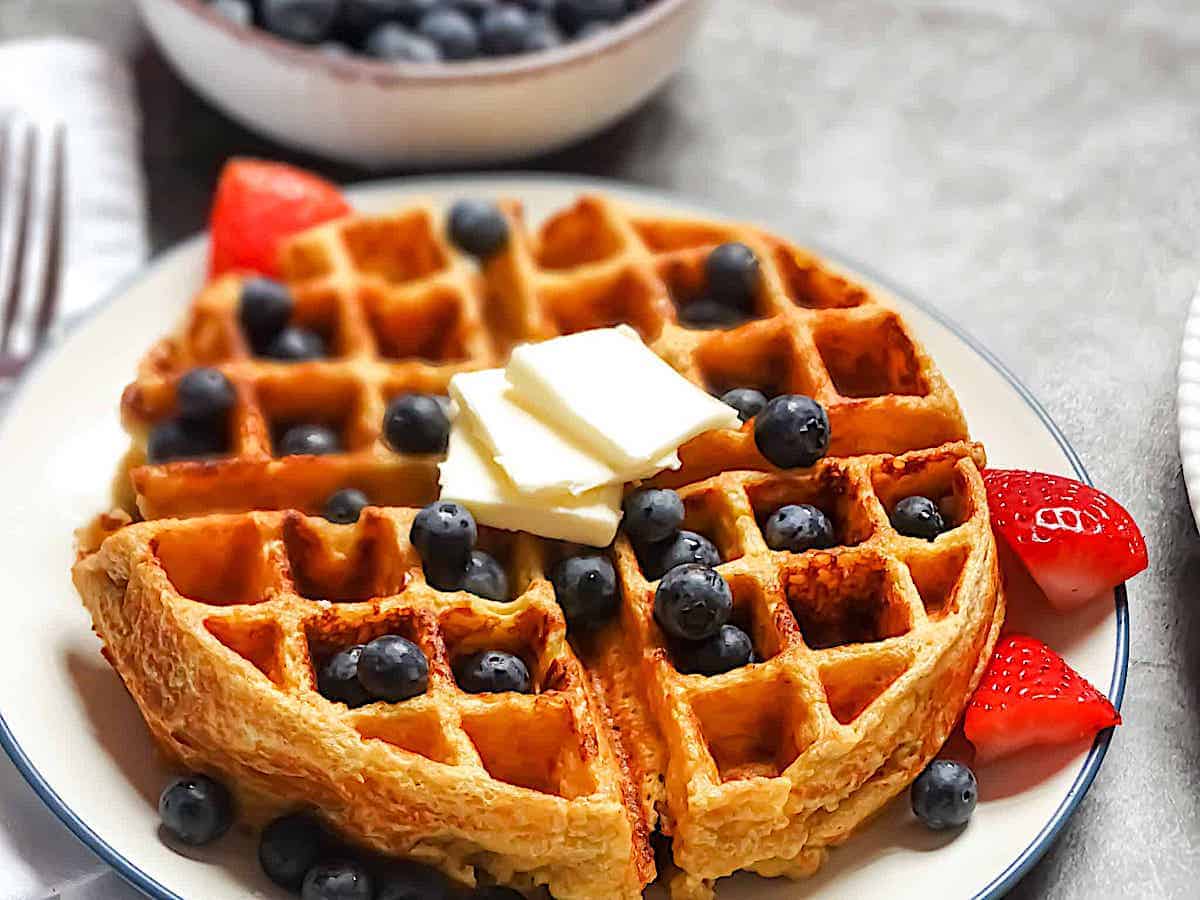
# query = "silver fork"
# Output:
<box><xmin>0</xmin><ymin>110</ymin><xmax>65</xmax><ymax>380</ymax></box>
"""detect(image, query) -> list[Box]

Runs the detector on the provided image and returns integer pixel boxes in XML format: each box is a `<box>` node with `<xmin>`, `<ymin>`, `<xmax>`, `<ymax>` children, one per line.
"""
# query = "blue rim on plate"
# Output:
<box><xmin>0</xmin><ymin>175</ymin><xmax>1129</xmax><ymax>900</ymax></box>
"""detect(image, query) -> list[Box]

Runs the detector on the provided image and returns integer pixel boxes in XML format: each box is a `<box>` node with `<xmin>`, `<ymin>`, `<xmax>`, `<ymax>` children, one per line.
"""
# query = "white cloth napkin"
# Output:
<box><xmin>0</xmin><ymin>37</ymin><xmax>147</xmax><ymax>900</ymax></box>
<box><xmin>0</xmin><ymin>37</ymin><xmax>148</xmax><ymax>326</ymax></box>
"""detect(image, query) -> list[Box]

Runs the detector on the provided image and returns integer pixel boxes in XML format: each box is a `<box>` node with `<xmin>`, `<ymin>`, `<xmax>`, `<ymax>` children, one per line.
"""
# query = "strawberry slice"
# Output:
<box><xmin>209</xmin><ymin>158</ymin><xmax>351</xmax><ymax>279</ymax></box>
<box><xmin>964</xmin><ymin>634</ymin><xmax>1120</xmax><ymax>763</ymax></box>
<box><xmin>983</xmin><ymin>469</ymin><xmax>1146</xmax><ymax>611</ymax></box>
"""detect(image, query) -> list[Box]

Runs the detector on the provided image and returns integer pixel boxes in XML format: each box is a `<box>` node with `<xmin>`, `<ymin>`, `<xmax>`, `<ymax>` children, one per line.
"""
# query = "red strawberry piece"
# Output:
<box><xmin>964</xmin><ymin>634</ymin><xmax>1120</xmax><ymax>763</ymax></box>
<box><xmin>208</xmin><ymin>158</ymin><xmax>350</xmax><ymax>279</ymax></box>
<box><xmin>983</xmin><ymin>469</ymin><xmax>1146</xmax><ymax>611</ymax></box>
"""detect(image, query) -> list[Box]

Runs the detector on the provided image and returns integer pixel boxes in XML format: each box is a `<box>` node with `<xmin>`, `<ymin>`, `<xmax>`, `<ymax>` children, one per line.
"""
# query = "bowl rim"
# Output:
<box><xmin>154</xmin><ymin>0</ymin><xmax>703</xmax><ymax>85</ymax></box>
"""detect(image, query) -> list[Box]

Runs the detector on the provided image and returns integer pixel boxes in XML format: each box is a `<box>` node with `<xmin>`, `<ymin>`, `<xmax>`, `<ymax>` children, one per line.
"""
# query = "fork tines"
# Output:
<box><xmin>0</xmin><ymin>110</ymin><xmax>65</xmax><ymax>376</ymax></box>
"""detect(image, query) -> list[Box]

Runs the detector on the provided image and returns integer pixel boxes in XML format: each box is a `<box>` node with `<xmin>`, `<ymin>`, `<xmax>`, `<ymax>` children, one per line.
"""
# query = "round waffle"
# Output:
<box><xmin>78</xmin><ymin>195</ymin><xmax>1003</xmax><ymax>899</ymax></box>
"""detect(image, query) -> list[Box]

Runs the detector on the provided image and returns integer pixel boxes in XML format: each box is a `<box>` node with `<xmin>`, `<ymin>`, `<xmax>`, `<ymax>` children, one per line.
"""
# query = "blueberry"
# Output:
<box><xmin>419</xmin><ymin>8</ymin><xmax>480</xmax><ymax>59</ymax></box>
<box><xmin>261</xmin><ymin>0</ymin><xmax>340</xmax><ymax>43</ymax></box>
<box><xmin>754</xmin><ymin>394</ymin><xmax>830</xmax><ymax>469</ymax></box>
<box><xmin>556</xmin><ymin>0</ymin><xmax>625</xmax><ymax>34</ymax></box>
<box><xmin>472</xmin><ymin>889</ymin><xmax>525</xmax><ymax>899</ymax></box>
<box><xmin>239</xmin><ymin>278</ymin><xmax>294</xmax><ymax>350</ymax></box>
<box><xmin>575</xmin><ymin>20</ymin><xmax>610</xmax><ymax>40</ymax></box>
<box><xmin>705</xmin><ymin>242</ymin><xmax>760</xmax><ymax>312</ymax></box>
<box><xmin>622</xmin><ymin>488</ymin><xmax>684</xmax><ymax>544</ymax></box>
<box><xmin>383</xmin><ymin>394</ymin><xmax>451</xmax><ymax>454</ymax></box>
<box><xmin>317</xmin><ymin>645</ymin><xmax>371</xmax><ymax>707</ymax></box>
<box><xmin>377</xmin><ymin>860</ymin><xmax>455</xmax><ymax>900</ymax></box>
<box><xmin>277</xmin><ymin>423</ymin><xmax>341</xmax><ymax>456</ymax></box>
<box><xmin>764</xmin><ymin>504</ymin><xmax>835</xmax><ymax>552</ymax></box>
<box><xmin>341</xmin><ymin>0</ymin><xmax>438</xmax><ymax>35</ymax></box>
<box><xmin>720</xmin><ymin>387</ymin><xmax>767</xmax><ymax>423</ymax></box>
<box><xmin>676</xmin><ymin>624</ymin><xmax>754</xmax><ymax>676</ymax></box>
<box><xmin>177</xmin><ymin>368</ymin><xmax>236</xmax><ymax>424</ymax></box>
<box><xmin>891</xmin><ymin>496</ymin><xmax>946</xmax><ymax>541</ymax></box>
<box><xmin>550</xmin><ymin>555</ymin><xmax>618</xmax><ymax>630</ymax></box>
<box><xmin>450</xmin><ymin>0</ymin><xmax>501</xmax><ymax>16</ymax></box>
<box><xmin>320</xmin><ymin>41</ymin><xmax>353</xmax><ymax>55</ymax></box>
<box><xmin>480</xmin><ymin>4</ymin><xmax>532</xmax><ymax>55</ymax></box>
<box><xmin>522</xmin><ymin>17</ymin><xmax>563</xmax><ymax>51</ymax></box>
<box><xmin>158</xmin><ymin>775</ymin><xmax>233</xmax><ymax>846</ymax></box>
<box><xmin>357</xmin><ymin>635</ymin><xmax>429</xmax><ymax>702</ymax></box>
<box><xmin>264</xmin><ymin>325</ymin><xmax>327</xmax><ymax>361</ymax></box>
<box><xmin>365</xmin><ymin>23</ymin><xmax>442</xmax><ymax>61</ymax></box>
<box><xmin>302</xmin><ymin>860</ymin><xmax>374</xmax><ymax>900</ymax></box>
<box><xmin>447</xmin><ymin>199</ymin><xmax>509</xmax><ymax>257</ymax></box>
<box><xmin>641</xmin><ymin>529</ymin><xmax>719</xmax><ymax>581</ymax></box>
<box><xmin>678</xmin><ymin>297</ymin><xmax>747</xmax><ymax>330</ymax></box>
<box><xmin>911</xmin><ymin>760</ymin><xmax>977</xmax><ymax>829</ymax></box>
<box><xmin>462</xmin><ymin>550</ymin><xmax>510</xmax><ymax>601</ymax></box>
<box><xmin>147</xmin><ymin>418</ymin><xmax>225</xmax><ymax>463</ymax></box>
<box><xmin>259</xmin><ymin>813</ymin><xmax>325</xmax><ymax>890</ymax></box>
<box><xmin>210</xmin><ymin>0</ymin><xmax>254</xmax><ymax>27</ymax></box>
<box><xmin>411</xmin><ymin>501</ymin><xmax>477</xmax><ymax>588</ymax></box>
<box><xmin>323</xmin><ymin>488</ymin><xmax>370</xmax><ymax>524</ymax></box>
<box><xmin>454</xmin><ymin>649</ymin><xmax>532</xmax><ymax>694</ymax></box>
<box><xmin>654</xmin><ymin>564</ymin><xmax>732</xmax><ymax>642</ymax></box>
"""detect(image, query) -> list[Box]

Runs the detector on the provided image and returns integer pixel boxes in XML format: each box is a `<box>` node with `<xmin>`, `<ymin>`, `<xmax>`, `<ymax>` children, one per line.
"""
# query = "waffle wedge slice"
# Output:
<box><xmin>74</xmin><ymin>508</ymin><xmax>653</xmax><ymax>899</ymax></box>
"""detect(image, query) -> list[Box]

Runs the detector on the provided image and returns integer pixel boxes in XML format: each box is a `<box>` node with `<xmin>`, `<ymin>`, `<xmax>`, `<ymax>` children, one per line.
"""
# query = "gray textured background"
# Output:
<box><xmin>4</xmin><ymin>0</ymin><xmax>1193</xmax><ymax>897</ymax></box>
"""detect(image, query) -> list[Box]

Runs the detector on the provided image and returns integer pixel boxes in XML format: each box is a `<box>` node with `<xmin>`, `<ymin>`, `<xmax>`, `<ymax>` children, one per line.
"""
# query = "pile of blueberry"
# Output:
<box><xmin>621</xmin><ymin>488</ymin><xmax>755</xmax><ymax>675</ymax></box>
<box><xmin>158</xmin><ymin>773</ymin><xmax>525</xmax><ymax>898</ymax></box>
<box><xmin>678</xmin><ymin>241</ymin><xmax>763</xmax><ymax>330</ymax></box>
<box><xmin>623</xmin><ymin>488</ymin><xmax>719</xmax><ymax>581</ymax></box>
<box><xmin>714</xmin><ymin>382</ymin><xmax>832</xmax><ymax>472</ymax></box>
<box><xmin>241</xmin><ymin>277</ymin><xmax>327</xmax><ymax>361</ymax></box>
<box><xmin>411</xmin><ymin>500</ymin><xmax>511</xmax><ymax>602</ymax></box>
<box><xmin>317</xmin><ymin>633</ymin><xmax>430</xmax><ymax>706</ymax></box>
<box><xmin>206</xmin><ymin>0</ymin><xmax>655</xmax><ymax>63</ymax></box>
<box><xmin>147</xmin><ymin>367</ymin><xmax>236</xmax><ymax>463</ymax></box>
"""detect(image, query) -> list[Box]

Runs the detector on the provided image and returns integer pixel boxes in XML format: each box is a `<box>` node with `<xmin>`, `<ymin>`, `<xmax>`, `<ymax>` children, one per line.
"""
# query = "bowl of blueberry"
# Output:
<box><xmin>137</xmin><ymin>0</ymin><xmax>707</xmax><ymax>167</ymax></box>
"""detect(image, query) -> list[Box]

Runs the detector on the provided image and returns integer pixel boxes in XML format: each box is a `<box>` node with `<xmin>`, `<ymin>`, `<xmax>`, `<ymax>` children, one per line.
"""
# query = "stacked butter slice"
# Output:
<box><xmin>440</xmin><ymin>326</ymin><xmax>741</xmax><ymax>546</ymax></box>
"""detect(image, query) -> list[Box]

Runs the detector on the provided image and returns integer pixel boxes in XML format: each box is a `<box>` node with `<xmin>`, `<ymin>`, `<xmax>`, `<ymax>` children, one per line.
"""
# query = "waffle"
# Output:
<box><xmin>595</xmin><ymin>440</ymin><xmax>1002</xmax><ymax>894</ymax></box>
<box><xmin>120</xmin><ymin>204</ymin><xmax>488</xmax><ymax>518</ymax></box>
<box><xmin>74</xmin><ymin>508</ymin><xmax>653</xmax><ymax>899</ymax></box>
<box><xmin>482</xmin><ymin>196</ymin><xmax>969</xmax><ymax>488</ymax></box>
<box><xmin>81</xmin><ymin>194</ymin><xmax>1003</xmax><ymax>898</ymax></box>
<box><xmin>118</xmin><ymin>195</ymin><xmax>967</xmax><ymax>518</ymax></box>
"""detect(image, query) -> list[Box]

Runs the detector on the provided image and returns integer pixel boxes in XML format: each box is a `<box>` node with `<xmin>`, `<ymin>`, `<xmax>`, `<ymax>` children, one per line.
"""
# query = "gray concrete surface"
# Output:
<box><xmin>4</xmin><ymin>0</ymin><xmax>1195</xmax><ymax>897</ymax></box>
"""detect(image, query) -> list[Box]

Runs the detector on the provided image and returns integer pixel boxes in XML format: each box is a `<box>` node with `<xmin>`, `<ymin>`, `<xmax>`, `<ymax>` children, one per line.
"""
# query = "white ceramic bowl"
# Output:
<box><xmin>136</xmin><ymin>0</ymin><xmax>707</xmax><ymax>168</ymax></box>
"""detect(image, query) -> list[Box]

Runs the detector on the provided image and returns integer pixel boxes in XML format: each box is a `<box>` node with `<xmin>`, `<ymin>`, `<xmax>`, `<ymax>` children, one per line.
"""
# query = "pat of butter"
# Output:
<box><xmin>505</xmin><ymin>325</ymin><xmax>741</xmax><ymax>470</ymax></box>
<box><xmin>439</xmin><ymin>427</ymin><xmax>622</xmax><ymax>547</ymax></box>
<box><xmin>449</xmin><ymin>368</ymin><xmax>678</xmax><ymax>496</ymax></box>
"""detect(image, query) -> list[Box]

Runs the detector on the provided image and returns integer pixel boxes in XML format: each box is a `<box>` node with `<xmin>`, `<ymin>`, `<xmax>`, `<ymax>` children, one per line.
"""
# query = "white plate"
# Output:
<box><xmin>0</xmin><ymin>176</ymin><xmax>1127</xmax><ymax>900</ymax></box>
